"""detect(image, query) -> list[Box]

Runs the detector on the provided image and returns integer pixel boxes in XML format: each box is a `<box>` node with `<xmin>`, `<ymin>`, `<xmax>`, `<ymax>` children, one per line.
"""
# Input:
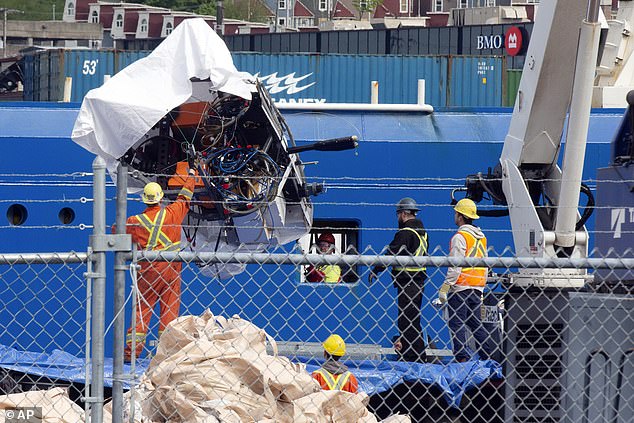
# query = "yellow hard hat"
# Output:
<box><xmin>323</xmin><ymin>334</ymin><xmax>346</xmax><ymax>356</ymax></box>
<box><xmin>142</xmin><ymin>182</ymin><xmax>164</xmax><ymax>205</ymax></box>
<box><xmin>454</xmin><ymin>198</ymin><xmax>479</xmax><ymax>220</ymax></box>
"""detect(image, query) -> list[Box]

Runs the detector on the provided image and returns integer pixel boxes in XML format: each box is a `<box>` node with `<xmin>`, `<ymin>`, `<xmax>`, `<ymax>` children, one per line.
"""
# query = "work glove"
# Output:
<box><xmin>437</xmin><ymin>283</ymin><xmax>451</xmax><ymax>305</ymax></box>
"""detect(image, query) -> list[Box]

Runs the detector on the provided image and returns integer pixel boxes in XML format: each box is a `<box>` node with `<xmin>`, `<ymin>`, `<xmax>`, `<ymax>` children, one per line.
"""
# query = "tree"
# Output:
<box><xmin>132</xmin><ymin>0</ymin><xmax>270</xmax><ymax>23</ymax></box>
<box><xmin>221</xmin><ymin>0</ymin><xmax>271</xmax><ymax>23</ymax></box>
<box><xmin>352</xmin><ymin>0</ymin><xmax>384</xmax><ymax>20</ymax></box>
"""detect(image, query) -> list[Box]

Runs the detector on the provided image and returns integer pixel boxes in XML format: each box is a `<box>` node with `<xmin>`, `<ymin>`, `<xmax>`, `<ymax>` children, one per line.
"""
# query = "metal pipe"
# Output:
<box><xmin>555</xmin><ymin>13</ymin><xmax>601</xmax><ymax>247</ymax></box>
<box><xmin>63</xmin><ymin>77</ymin><xmax>73</xmax><ymax>103</ymax></box>
<box><xmin>0</xmin><ymin>252</ymin><xmax>88</xmax><ymax>264</ymax></box>
<box><xmin>90</xmin><ymin>156</ymin><xmax>107</xmax><ymax>423</ymax></box>
<box><xmin>370</xmin><ymin>81</ymin><xmax>379</xmax><ymax>104</ymax></box>
<box><xmin>417</xmin><ymin>79</ymin><xmax>426</xmax><ymax>105</ymax></box>
<box><xmin>83</xmin><ymin>253</ymin><xmax>93</xmax><ymax>422</ymax></box>
<box><xmin>587</xmin><ymin>0</ymin><xmax>600</xmax><ymax>23</ymax></box>
<box><xmin>112</xmin><ymin>162</ymin><xmax>128</xmax><ymax>423</ymax></box>
<box><xmin>3</xmin><ymin>9</ymin><xmax>6</xmax><ymax>59</ymax></box>
<box><xmin>275</xmin><ymin>103</ymin><xmax>434</xmax><ymax>112</ymax></box>
<box><xmin>130</xmin><ymin>250</ymin><xmax>634</xmax><ymax>270</ymax></box>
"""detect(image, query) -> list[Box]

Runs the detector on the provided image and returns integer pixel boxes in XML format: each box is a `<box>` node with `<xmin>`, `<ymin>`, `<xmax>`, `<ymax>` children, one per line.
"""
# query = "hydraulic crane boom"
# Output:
<box><xmin>456</xmin><ymin>0</ymin><xmax>602</xmax><ymax>287</ymax></box>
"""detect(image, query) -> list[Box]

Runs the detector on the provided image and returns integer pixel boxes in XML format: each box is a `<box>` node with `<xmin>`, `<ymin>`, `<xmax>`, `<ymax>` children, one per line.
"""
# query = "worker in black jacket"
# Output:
<box><xmin>369</xmin><ymin>197</ymin><xmax>429</xmax><ymax>362</ymax></box>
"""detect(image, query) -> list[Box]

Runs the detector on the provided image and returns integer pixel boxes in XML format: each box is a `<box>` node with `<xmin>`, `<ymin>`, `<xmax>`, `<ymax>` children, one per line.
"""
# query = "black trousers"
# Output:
<box><xmin>395</xmin><ymin>278</ymin><xmax>426</xmax><ymax>362</ymax></box>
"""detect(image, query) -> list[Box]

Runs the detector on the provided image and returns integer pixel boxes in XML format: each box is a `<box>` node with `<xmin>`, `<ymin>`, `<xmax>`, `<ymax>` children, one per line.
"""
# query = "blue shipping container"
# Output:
<box><xmin>449</xmin><ymin>56</ymin><xmax>504</xmax><ymax>107</ymax></box>
<box><xmin>23</xmin><ymin>49</ymin><xmax>505</xmax><ymax>108</ymax></box>
<box><xmin>233</xmin><ymin>53</ymin><xmax>448</xmax><ymax>106</ymax></box>
<box><xmin>23</xmin><ymin>49</ymin><xmax>116</xmax><ymax>102</ymax></box>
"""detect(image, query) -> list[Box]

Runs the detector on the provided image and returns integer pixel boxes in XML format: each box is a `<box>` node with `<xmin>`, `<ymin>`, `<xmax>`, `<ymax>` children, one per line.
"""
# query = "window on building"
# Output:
<box><xmin>90</xmin><ymin>10</ymin><xmax>98</xmax><ymax>23</ymax></box>
<box><xmin>297</xmin><ymin>219</ymin><xmax>360</xmax><ymax>284</ymax></box>
<box><xmin>434</xmin><ymin>0</ymin><xmax>443</xmax><ymax>12</ymax></box>
<box><xmin>115</xmin><ymin>14</ymin><xmax>123</xmax><ymax>28</ymax></box>
<box><xmin>457</xmin><ymin>0</ymin><xmax>468</xmax><ymax>8</ymax></box>
<box><xmin>486</xmin><ymin>0</ymin><xmax>496</xmax><ymax>6</ymax></box>
<box><xmin>319</xmin><ymin>0</ymin><xmax>327</xmax><ymax>11</ymax></box>
<box><xmin>278</xmin><ymin>17</ymin><xmax>286</xmax><ymax>26</ymax></box>
<box><xmin>400</xmin><ymin>0</ymin><xmax>408</xmax><ymax>13</ymax></box>
<box><xmin>67</xmin><ymin>2</ymin><xmax>75</xmax><ymax>17</ymax></box>
<box><xmin>166</xmin><ymin>22</ymin><xmax>173</xmax><ymax>35</ymax></box>
<box><xmin>278</xmin><ymin>0</ymin><xmax>286</xmax><ymax>9</ymax></box>
<box><xmin>359</xmin><ymin>0</ymin><xmax>368</xmax><ymax>9</ymax></box>
<box><xmin>140</xmin><ymin>18</ymin><xmax>148</xmax><ymax>32</ymax></box>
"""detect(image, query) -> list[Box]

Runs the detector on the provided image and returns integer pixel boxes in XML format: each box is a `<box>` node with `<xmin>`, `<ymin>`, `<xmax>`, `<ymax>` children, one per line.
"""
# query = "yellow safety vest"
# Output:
<box><xmin>394</xmin><ymin>227</ymin><xmax>428</xmax><ymax>272</ymax></box>
<box><xmin>313</xmin><ymin>368</ymin><xmax>353</xmax><ymax>390</ymax></box>
<box><xmin>136</xmin><ymin>208</ymin><xmax>181</xmax><ymax>252</ymax></box>
<box><xmin>318</xmin><ymin>264</ymin><xmax>342</xmax><ymax>283</ymax></box>
<box><xmin>456</xmin><ymin>230</ymin><xmax>487</xmax><ymax>287</ymax></box>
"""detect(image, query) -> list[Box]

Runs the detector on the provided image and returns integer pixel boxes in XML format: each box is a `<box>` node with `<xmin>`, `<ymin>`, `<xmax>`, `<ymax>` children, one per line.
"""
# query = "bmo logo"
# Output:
<box><xmin>476</xmin><ymin>34</ymin><xmax>503</xmax><ymax>50</ymax></box>
<box><xmin>505</xmin><ymin>26</ymin><xmax>523</xmax><ymax>56</ymax></box>
<box><xmin>475</xmin><ymin>26</ymin><xmax>525</xmax><ymax>56</ymax></box>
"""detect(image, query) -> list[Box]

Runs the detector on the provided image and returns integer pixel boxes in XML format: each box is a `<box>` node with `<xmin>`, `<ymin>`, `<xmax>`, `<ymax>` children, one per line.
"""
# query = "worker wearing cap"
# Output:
<box><xmin>124</xmin><ymin>169</ymin><xmax>196</xmax><ymax>362</ymax></box>
<box><xmin>369</xmin><ymin>197</ymin><xmax>429</xmax><ymax>363</ymax></box>
<box><xmin>312</xmin><ymin>334</ymin><xmax>359</xmax><ymax>393</ymax></box>
<box><xmin>437</xmin><ymin>198</ymin><xmax>495</xmax><ymax>362</ymax></box>
<box><xmin>305</xmin><ymin>232</ymin><xmax>342</xmax><ymax>283</ymax></box>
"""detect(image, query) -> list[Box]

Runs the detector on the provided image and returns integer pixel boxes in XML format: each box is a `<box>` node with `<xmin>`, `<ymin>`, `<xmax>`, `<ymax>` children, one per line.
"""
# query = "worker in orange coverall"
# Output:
<box><xmin>124</xmin><ymin>168</ymin><xmax>196</xmax><ymax>362</ymax></box>
<box><xmin>312</xmin><ymin>334</ymin><xmax>359</xmax><ymax>393</ymax></box>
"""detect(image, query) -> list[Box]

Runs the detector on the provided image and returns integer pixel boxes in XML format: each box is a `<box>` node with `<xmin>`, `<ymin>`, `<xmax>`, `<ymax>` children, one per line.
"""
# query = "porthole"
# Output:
<box><xmin>6</xmin><ymin>204</ymin><xmax>28</xmax><ymax>226</ymax></box>
<box><xmin>58</xmin><ymin>207</ymin><xmax>76</xmax><ymax>225</ymax></box>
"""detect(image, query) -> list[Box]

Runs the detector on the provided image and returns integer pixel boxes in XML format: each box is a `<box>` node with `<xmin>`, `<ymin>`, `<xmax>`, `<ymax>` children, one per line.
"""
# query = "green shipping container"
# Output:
<box><xmin>505</xmin><ymin>69</ymin><xmax>522</xmax><ymax>107</ymax></box>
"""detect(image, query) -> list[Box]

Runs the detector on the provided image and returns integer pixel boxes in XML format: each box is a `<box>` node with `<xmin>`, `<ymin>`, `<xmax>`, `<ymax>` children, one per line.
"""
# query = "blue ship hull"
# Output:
<box><xmin>0</xmin><ymin>103</ymin><xmax>625</xmax><ymax>357</ymax></box>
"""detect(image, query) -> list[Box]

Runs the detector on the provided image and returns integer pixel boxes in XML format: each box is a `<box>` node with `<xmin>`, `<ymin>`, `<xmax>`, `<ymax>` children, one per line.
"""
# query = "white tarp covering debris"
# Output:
<box><xmin>71</xmin><ymin>18</ymin><xmax>253</xmax><ymax>164</ymax></box>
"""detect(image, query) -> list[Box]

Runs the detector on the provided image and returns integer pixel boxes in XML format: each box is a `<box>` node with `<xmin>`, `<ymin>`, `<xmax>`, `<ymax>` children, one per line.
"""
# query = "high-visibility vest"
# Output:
<box><xmin>393</xmin><ymin>227</ymin><xmax>428</xmax><ymax>272</ymax></box>
<box><xmin>312</xmin><ymin>368</ymin><xmax>354</xmax><ymax>391</ymax></box>
<box><xmin>456</xmin><ymin>230</ymin><xmax>487</xmax><ymax>287</ymax></box>
<box><xmin>135</xmin><ymin>208</ymin><xmax>181</xmax><ymax>252</ymax></box>
<box><xmin>318</xmin><ymin>264</ymin><xmax>341</xmax><ymax>283</ymax></box>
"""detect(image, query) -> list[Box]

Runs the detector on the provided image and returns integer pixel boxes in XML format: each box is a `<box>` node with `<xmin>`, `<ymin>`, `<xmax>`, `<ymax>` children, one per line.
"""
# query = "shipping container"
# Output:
<box><xmin>116</xmin><ymin>50</ymin><xmax>152</xmax><ymax>73</ymax></box>
<box><xmin>22</xmin><ymin>49</ymin><xmax>510</xmax><ymax>108</ymax></box>
<box><xmin>23</xmin><ymin>49</ymin><xmax>116</xmax><ymax>102</ymax></box>
<box><xmin>223</xmin><ymin>23</ymin><xmax>533</xmax><ymax>59</ymax></box>
<box><xmin>505</xmin><ymin>69</ymin><xmax>522</xmax><ymax>107</ymax></box>
<box><xmin>448</xmin><ymin>56</ymin><xmax>504</xmax><ymax>107</ymax></box>
<box><xmin>233</xmin><ymin>53</ymin><xmax>449</xmax><ymax>106</ymax></box>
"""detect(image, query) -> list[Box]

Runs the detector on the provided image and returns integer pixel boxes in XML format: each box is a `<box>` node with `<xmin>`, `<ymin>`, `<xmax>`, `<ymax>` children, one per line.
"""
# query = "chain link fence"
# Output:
<box><xmin>0</xmin><ymin>162</ymin><xmax>633</xmax><ymax>423</ymax></box>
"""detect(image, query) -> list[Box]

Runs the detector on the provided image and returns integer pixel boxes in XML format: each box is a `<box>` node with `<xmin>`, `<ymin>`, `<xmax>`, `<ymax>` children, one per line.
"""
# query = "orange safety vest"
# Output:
<box><xmin>312</xmin><ymin>368</ymin><xmax>358</xmax><ymax>393</ymax></box>
<box><xmin>136</xmin><ymin>208</ymin><xmax>181</xmax><ymax>251</ymax></box>
<box><xmin>455</xmin><ymin>230</ymin><xmax>487</xmax><ymax>287</ymax></box>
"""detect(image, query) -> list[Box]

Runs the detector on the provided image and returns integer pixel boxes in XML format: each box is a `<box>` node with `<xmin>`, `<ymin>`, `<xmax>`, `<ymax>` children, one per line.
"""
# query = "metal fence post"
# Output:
<box><xmin>90</xmin><ymin>156</ymin><xmax>107</xmax><ymax>423</ymax></box>
<box><xmin>112</xmin><ymin>162</ymin><xmax>128</xmax><ymax>423</ymax></box>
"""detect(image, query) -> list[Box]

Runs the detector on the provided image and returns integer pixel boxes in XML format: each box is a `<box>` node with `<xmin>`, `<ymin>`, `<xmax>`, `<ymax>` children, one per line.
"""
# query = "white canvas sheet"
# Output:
<box><xmin>71</xmin><ymin>18</ymin><xmax>252</xmax><ymax>163</ymax></box>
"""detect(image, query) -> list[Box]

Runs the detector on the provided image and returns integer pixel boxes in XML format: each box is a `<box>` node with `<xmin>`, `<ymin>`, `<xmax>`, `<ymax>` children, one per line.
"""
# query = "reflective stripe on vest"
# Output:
<box><xmin>313</xmin><ymin>369</ymin><xmax>352</xmax><ymax>390</ymax></box>
<box><xmin>136</xmin><ymin>209</ymin><xmax>181</xmax><ymax>251</ymax></box>
<box><xmin>394</xmin><ymin>227</ymin><xmax>428</xmax><ymax>272</ymax></box>
<box><xmin>456</xmin><ymin>230</ymin><xmax>487</xmax><ymax>287</ymax></box>
<box><xmin>126</xmin><ymin>332</ymin><xmax>146</xmax><ymax>345</ymax></box>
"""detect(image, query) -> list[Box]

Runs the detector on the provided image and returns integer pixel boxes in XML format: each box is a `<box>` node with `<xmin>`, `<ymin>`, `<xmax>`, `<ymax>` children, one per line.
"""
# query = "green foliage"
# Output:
<box><xmin>352</xmin><ymin>0</ymin><xmax>383</xmax><ymax>17</ymax></box>
<box><xmin>2</xmin><ymin>0</ymin><xmax>66</xmax><ymax>21</ymax></box>
<box><xmin>4</xmin><ymin>0</ymin><xmax>270</xmax><ymax>24</ymax></box>
<box><xmin>222</xmin><ymin>0</ymin><xmax>271</xmax><ymax>23</ymax></box>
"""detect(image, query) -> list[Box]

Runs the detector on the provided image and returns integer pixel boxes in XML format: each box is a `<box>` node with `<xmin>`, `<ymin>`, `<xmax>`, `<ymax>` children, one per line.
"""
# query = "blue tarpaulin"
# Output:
<box><xmin>0</xmin><ymin>344</ymin><xmax>501</xmax><ymax>408</ymax></box>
